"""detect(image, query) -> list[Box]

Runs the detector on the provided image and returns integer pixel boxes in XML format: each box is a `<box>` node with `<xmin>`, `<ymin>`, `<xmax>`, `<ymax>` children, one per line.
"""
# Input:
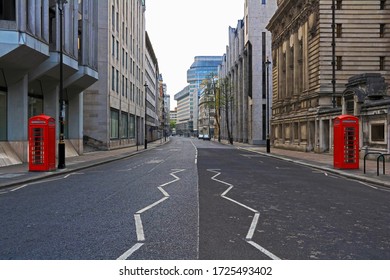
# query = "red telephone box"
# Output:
<box><xmin>29</xmin><ymin>115</ymin><xmax>56</xmax><ymax>172</ymax></box>
<box><xmin>333</xmin><ymin>115</ymin><xmax>359</xmax><ymax>169</ymax></box>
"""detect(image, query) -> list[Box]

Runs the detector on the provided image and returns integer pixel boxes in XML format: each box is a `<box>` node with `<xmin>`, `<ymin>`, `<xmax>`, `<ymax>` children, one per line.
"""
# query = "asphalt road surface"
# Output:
<box><xmin>1</xmin><ymin>136</ymin><xmax>389</xmax><ymax>260</ymax></box>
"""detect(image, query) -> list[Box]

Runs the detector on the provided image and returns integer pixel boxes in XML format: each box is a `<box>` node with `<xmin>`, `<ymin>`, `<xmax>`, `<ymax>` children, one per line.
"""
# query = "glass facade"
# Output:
<box><xmin>187</xmin><ymin>56</ymin><xmax>222</xmax><ymax>97</ymax></box>
<box><xmin>187</xmin><ymin>56</ymin><xmax>222</xmax><ymax>133</ymax></box>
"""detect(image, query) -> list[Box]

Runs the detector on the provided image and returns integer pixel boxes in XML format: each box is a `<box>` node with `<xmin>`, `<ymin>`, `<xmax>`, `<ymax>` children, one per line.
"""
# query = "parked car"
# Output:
<box><xmin>203</xmin><ymin>134</ymin><xmax>210</xmax><ymax>140</ymax></box>
<box><xmin>198</xmin><ymin>134</ymin><xmax>204</xmax><ymax>139</ymax></box>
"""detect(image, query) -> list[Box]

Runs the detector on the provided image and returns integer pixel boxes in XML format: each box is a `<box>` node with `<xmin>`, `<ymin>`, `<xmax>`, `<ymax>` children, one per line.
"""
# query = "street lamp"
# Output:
<box><xmin>143</xmin><ymin>82</ymin><xmax>148</xmax><ymax>149</ymax></box>
<box><xmin>57</xmin><ymin>0</ymin><xmax>67</xmax><ymax>169</ymax></box>
<box><xmin>265</xmin><ymin>57</ymin><xmax>272</xmax><ymax>153</ymax></box>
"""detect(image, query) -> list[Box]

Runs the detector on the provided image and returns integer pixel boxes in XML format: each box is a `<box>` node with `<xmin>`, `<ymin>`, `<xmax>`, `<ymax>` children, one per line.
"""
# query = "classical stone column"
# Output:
<box><xmin>293</xmin><ymin>32</ymin><xmax>300</xmax><ymax>98</ymax></box>
<box><xmin>278</xmin><ymin>45</ymin><xmax>284</xmax><ymax>100</ymax></box>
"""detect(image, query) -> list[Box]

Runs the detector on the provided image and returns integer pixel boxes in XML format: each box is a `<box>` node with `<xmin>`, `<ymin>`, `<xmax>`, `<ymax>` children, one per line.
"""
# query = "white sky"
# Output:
<box><xmin>145</xmin><ymin>0</ymin><xmax>245</xmax><ymax>110</ymax></box>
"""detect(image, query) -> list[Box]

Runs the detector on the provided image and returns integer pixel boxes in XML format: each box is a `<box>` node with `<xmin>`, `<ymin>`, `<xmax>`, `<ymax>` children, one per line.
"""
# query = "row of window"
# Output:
<box><xmin>111</xmin><ymin>1</ymin><xmax>143</xmax><ymax>63</ymax></box>
<box><xmin>111</xmin><ymin>36</ymin><xmax>142</xmax><ymax>76</ymax></box>
<box><xmin>335</xmin><ymin>0</ymin><xmax>387</xmax><ymax>10</ymax></box>
<box><xmin>335</xmin><ymin>24</ymin><xmax>387</xmax><ymax>38</ymax></box>
<box><xmin>110</xmin><ymin>109</ymin><xmax>137</xmax><ymax>140</ymax></box>
<box><xmin>111</xmin><ymin>66</ymin><xmax>143</xmax><ymax>105</ymax></box>
<box><xmin>273</xmin><ymin>122</ymin><xmax>385</xmax><ymax>143</ymax></box>
<box><xmin>335</xmin><ymin>56</ymin><xmax>387</xmax><ymax>71</ymax></box>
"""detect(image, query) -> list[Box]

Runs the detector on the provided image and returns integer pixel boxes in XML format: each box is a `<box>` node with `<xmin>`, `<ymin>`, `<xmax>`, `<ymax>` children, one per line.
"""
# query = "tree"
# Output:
<box><xmin>200</xmin><ymin>74</ymin><xmax>217</xmax><ymax>138</ymax></box>
<box><xmin>170</xmin><ymin>120</ymin><xmax>176</xmax><ymax>129</ymax></box>
<box><xmin>218</xmin><ymin>77</ymin><xmax>234</xmax><ymax>144</ymax></box>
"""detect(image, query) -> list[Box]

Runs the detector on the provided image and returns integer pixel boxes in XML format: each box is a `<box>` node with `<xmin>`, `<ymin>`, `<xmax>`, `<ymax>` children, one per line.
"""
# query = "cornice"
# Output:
<box><xmin>268</xmin><ymin>0</ymin><xmax>319</xmax><ymax>49</ymax></box>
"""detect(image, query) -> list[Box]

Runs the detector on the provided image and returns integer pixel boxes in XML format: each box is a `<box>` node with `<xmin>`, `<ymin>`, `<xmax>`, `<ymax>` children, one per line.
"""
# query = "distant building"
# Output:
<box><xmin>187</xmin><ymin>56</ymin><xmax>222</xmax><ymax>135</ymax></box>
<box><xmin>84</xmin><ymin>0</ymin><xmax>146</xmax><ymax>150</ymax></box>
<box><xmin>198</xmin><ymin>86</ymin><xmax>215</xmax><ymax>137</ymax></box>
<box><xmin>145</xmin><ymin>32</ymin><xmax>160</xmax><ymax>143</ymax></box>
<box><xmin>0</xmin><ymin>0</ymin><xmax>98</xmax><ymax>165</ymax></box>
<box><xmin>174</xmin><ymin>85</ymin><xmax>191</xmax><ymax>136</ymax></box>
<box><xmin>170</xmin><ymin>108</ymin><xmax>177</xmax><ymax>124</ymax></box>
<box><xmin>267</xmin><ymin>0</ymin><xmax>390</xmax><ymax>154</ymax></box>
<box><xmin>158</xmin><ymin>76</ymin><xmax>169</xmax><ymax>138</ymax></box>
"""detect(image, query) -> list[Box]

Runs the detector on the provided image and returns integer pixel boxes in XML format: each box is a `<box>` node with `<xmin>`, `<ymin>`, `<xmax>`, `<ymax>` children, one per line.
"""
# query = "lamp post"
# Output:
<box><xmin>265</xmin><ymin>57</ymin><xmax>271</xmax><ymax>153</ymax></box>
<box><xmin>57</xmin><ymin>0</ymin><xmax>67</xmax><ymax>169</ymax></box>
<box><xmin>143</xmin><ymin>82</ymin><xmax>148</xmax><ymax>149</ymax></box>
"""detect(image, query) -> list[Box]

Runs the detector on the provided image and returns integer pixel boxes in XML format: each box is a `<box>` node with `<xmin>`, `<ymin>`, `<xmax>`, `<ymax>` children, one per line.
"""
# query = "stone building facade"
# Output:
<box><xmin>218</xmin><ymin>0</ymin><xmax>276</xmax><ymax>144</ymax></box>
<box><xmin>84</xmin><ymin>0</ymin><xmax>146</xmax><ymax>150</ymax></box>
<box><xmin>174</xmin><ymin>85</ymin><xmax>191</xmax><ymax>136</ymax></box>
<box><xmin>267</xmin><ymin>0</ymin><xmax>390</xmax><ymax>154</ymax></box>
<box><xmin>0</xmin><ymin>0</ymin><xmax>98</xmax><ymax>165</ymax></box>
<box><xmin>145</xmin><ymin>32</ymin><xmax>160</xmax><ymax>143</ymax></box>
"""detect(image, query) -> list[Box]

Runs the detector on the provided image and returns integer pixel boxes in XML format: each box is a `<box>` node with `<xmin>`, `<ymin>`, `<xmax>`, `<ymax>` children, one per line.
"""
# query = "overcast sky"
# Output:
<box><xmin>145</xmin><ymin>0</ymin><xmax>245</xmax><ymax>110</ymax></box>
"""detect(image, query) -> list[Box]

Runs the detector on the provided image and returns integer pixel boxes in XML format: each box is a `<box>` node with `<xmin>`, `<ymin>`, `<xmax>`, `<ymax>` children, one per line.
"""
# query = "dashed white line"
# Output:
<box><xmin>207</xmin><ymin>169</ymin><xmax>281</xmax><ymax>260</ymax></box>
<box><xmin>190</xmin><ymin>140</ymin><xmax>198</xmax><ymax>164</ymax></box>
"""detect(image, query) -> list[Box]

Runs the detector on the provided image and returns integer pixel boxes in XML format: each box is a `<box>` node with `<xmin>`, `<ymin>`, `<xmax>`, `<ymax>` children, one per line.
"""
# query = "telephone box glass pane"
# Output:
<box><xmin>32</xmin><ymin>128</ymin><xmax>44</xmax><ymax>165</ymax></box>
<box><xmin>344</xmin><ymin>127</ymin><xmax>355</xmax><ymax>163</ymax></box>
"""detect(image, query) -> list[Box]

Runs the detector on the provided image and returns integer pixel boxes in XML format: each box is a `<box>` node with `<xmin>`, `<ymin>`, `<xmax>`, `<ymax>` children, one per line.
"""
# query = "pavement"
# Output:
<box><xmin>1</xmin><ymin>137</ymin><xmax>390</xmax><ymax>190</ymax></box>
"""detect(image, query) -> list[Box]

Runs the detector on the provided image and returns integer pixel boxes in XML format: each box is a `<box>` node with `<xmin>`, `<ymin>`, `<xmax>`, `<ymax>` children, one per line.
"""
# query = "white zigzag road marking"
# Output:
<box><xmin>207</xmin><ymin>169</ymin><xmax>281</xmax><ymax>260</ymax></box>
<box><xmin>117</xmin><ymin>169</ymin><xmax>186</xmax><ymax>260</ymax></box>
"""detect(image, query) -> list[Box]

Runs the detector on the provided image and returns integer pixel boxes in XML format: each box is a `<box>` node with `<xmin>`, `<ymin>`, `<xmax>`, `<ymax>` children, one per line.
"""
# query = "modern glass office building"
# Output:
<box><xmin>187</xmin><ymin>56</ymin><xmax>222</xmax><ymax>134</ymax></box>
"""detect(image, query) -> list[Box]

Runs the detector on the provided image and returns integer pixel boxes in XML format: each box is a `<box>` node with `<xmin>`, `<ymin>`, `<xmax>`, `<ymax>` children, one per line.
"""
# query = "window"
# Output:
<box><xmin>116</xmin><ymin>12</ymin><xmax>119</xmax><ymax>32</ymax></box>
<box><xmin>261</xmin><ymin>0</ymin><xmax>266</xmax><ymax>4</ymax></box>
<box><xmin>111</xmin><ymin>67</ymin><xmax>115</xmax><ymax>91</ymax></box>
<box><xmin>116</xmin><ymin>40</ymin><xmax>119</xmax><ymax>60</ymax></box>
<box><xmin>336</xmin><ymin>0</ymin><xmax>342</xmax><ymax>10</ymax></box>
<box><xmin>110</xmin><ymin>109</ymin><xmax>119</xmax><ymax>139</ymax></box>
<box><xmin>112</xmin><ymin>35</ymin><xmax>115</xmax><ymax>57</ymax></box>
<box><xmin>129</xmin><ymin>114</ymin><xmax>135</xmax><ymax>139</ymax></box>
<box><xmin>380</xmin><ymin>24</ymin><xmax>385</xmax><ymax>38</ymax></box>
<box><xmin>116</xmin><ymin>70</ymin><xmax>119</xmax><ymax>93</ymax></box>
<box><xmin>336</xmin><ymin>24</ymin><xmax>342</xmax><ymax>38</ymax></box>
<box><xmin>121</xmin><ymin>112</ymin><xmax>128</xmax><ymax>139</ymax></box>
<box><xmin>0</xmin><ymin>0</ymin><xmax>16</xmax><ymax>20</ymax></box>
<box><xmin>380</xmin><ymin>56</ymin><xmax>385</xmax><ymax>70</ymax></box>
<box><xmin>371</xmin><ymin>123</ymin><xmax>385</xmax><ymax>142</ymax></box>
<box><xmin>122</xmin><ymin>48</ymin><xmax>125</xmax><ymax>67</ymax></box>
<box><xmin>28</xmin><ymin>95</ymin><xmax>43</xmax><ymax>119</ymax></box>
<box><xmin>111</xmin><ymin>6</ymin><xmax>115</xmax><ymax>31</ymax></box>
<box><xmin>125</xmin><ymin>78</ymin><xmax>128</xmax><ymax>98</ymax></box>
<box><xmin>380</xmin><ymin>0</ymin><xmax>386</xmax><ymax>10</ymax></box>
<box><xmin>336</xmin><ymin>56</ymin><xmax>342</xmax><ymax>70</ymax></box>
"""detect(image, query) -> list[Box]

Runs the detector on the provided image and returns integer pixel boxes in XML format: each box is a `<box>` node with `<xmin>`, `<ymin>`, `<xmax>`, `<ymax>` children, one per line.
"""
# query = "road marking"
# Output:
<box><xmin>354</xmin><ymin>180</ymin><xmax>390</xmax><ymax>192</ymax></box>
<box><xmin>246</xmin><ymin>213</ymin><xmax>260</xmax><ymax>240</ymax></box>
<box><xmin>207</xmin><ymin>169</ymin><xmax>281</xmax><ymax>260</ymax></box>
<box><xmin>1</xmin><ymin>172</ymin><xmax>86</xmax><ymax>195</ymax></box>
<box><xmin>134</xmin><ymin>214</ymin><xmax>145</xmax><ymax>241</ymax></box>
<box><xmin>10</xmin><ymin>184</ymin><xmax>28</xmax><ymax>192</ymax></box>
<box><xmin>247</xmin><ymin>241</ymin><xmax>281</xmax><ymax>260</ymax></box>
<box><xmin>190</xmin><ymin>140</ymin><xmax>198</xmax><ymax>164</ymax></box>
<box><xmin>136</xmin><ymin>197</ymin><xmax>169</xmax><ymax>214</ymax></box>
<box><xmin>64</xmin><ymin>172</ymin><xmax>84</xmax><ymax>179</ymax></box>
<box><xmin>117</xmin><ymin>243</ymin><xmax>144</xmax><ymax>260</ymax></box>
<box><xmin>118</xmin><ymin>169</ymin><xmax>186</xmax><ymax>259</ymax></box>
